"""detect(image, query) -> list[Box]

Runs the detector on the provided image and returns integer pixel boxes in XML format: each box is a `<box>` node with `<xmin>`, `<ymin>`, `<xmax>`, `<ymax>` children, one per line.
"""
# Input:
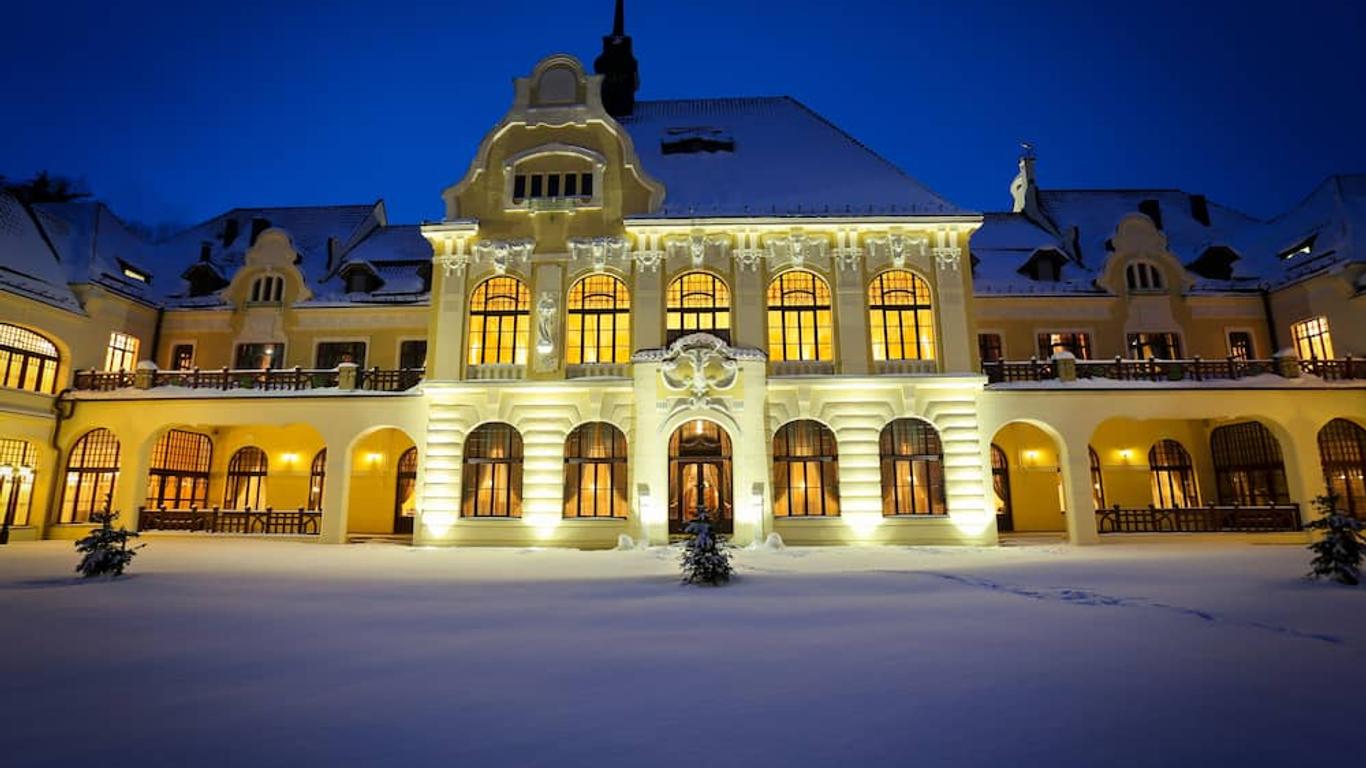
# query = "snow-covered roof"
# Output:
<box><xmin>1252</xmin><ymin>174</ymin><xmax>1366</xmax><ymax>285</ymax></box>
<box><xmin>619</xmin><ymin>97</ymin><xmax>963</xmax><ymax>218</ymax></box>
<box><xmin>33</xmin><ymin>201</ymin><xmax>163</xmax><ymax>304</ymax></box>
<box><xmin>313</xmin><ymin>224</ymin><xmax>432</xmax><ymax>304</ymax></box>
<box><xmin>0</xmin><ymin>191</ymin><xmax>83</xmax><ymax>312</ymax></box>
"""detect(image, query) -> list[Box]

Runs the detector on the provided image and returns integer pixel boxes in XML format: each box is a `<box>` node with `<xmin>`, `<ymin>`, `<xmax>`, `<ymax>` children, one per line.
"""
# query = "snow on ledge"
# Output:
<box><xmin>69</xmin><ymin>385</ymin><xmax>421</xmax><ymax>400</ymax></box>
<box><xmin>987</xmin><ymin>373</ymin><xmax>1364</xmax><ymax>390</ymax></box>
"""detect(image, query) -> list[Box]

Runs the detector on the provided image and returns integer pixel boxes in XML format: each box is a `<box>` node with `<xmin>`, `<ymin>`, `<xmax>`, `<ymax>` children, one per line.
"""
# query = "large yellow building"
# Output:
<box><xmin>1</xmin><ymin>13</ymin><xmax>1362</xmax><ymax>549</ymax></box>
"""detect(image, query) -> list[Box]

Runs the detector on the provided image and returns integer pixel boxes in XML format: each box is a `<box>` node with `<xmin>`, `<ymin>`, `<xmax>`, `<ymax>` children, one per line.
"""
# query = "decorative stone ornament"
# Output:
<box><xmin>568</xmin><ymin>236</ymin><xmax>629</xmax><ymax>269</ymax></box>
<box><xmin>833</xmin><ymin>229</ymin><xmax>863</xmax><ymax>272</ymax></box>
<box><xmin>473</xmin><ymin>239</ymin><xmax>535</xmax><ymax>274</ymax></box>
<box><xmin>535</xmin><ymin>292</ymin><xmax>558</xmax><ymax>357</ymax></box>
<box><xmin>934</xmin><ymin>246</ymin><xmax>963</xmax><ymax>272</ymax></box>
<box><xmin>667</xmin><ymin>231</ymin><xmax>730</xmax><ymax>268</ymax></box>
<box><xmin>866</xmin><ymin>233</ymin><xmax>928</xmax><ymax>268</ymax></box>
<box><xmin>641</xmin><ymin>333</ymin><xmax>764</xmax><ymax>422</ymax></box>
<box><xmin>733</xmin><ymin>231</ymin><xmax>765</xmax><ymax>272</ymax></box>
<box><xmin>766</xmin><ymin>231</ymin><xmax>828</xmax><ymax>268</ymax></box>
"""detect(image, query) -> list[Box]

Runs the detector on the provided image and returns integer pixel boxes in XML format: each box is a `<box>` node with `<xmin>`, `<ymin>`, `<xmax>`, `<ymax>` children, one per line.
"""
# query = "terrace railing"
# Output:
<box><xmin>73</xmin><ymin>366</ymin><xmax>424</xmax><ymax>393</ymax></box>
<box><xmin>138</xmin><ymin>506</ymin><xmax>322</xmax><ymax>535</ymax></box>
<box><xmin>1096</xmin><ymin>503</ymin><xmax>1301</xmax><ymax>534</ymax></box>
<box><xmin>983</xmin><ymin>355</ymin><xmax>1359</xmax><ymax>385</ymax></box>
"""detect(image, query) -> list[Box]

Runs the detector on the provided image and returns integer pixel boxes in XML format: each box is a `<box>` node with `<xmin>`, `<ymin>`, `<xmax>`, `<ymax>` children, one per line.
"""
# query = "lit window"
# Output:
<box><xmin>1227</xmin><ymin>331</ymin><xmax>1254</xmax><ymax>361</ymax></box>
<box><xmin>1319</xmin><ymin>419</ymin><xmax>1366</xmax><ymax>518</ymax></box>
<box><xmin>667</xmin><ymin>271</ymin><xmax>730</xmax><ymax>344</ymax></box>
<box><xmin>0</xmin><ymin>323</ymin><xmax>60</xmax><ymax>393</ymax></box>
<box><xmin>1126</xmin><ymin>332</ymin><xmax>1182</xmax><ymax>359</ymax></box>
<box><xmin>772</xmin><ymin>420</ymin><xmax>840</xmax><ymax>517</ymax></box>
<box><xmin>395</xmin><ymin>447</ymin><xmax>419</xmax><ymax>527</ymax></box>
<box><xmin>1211</xmin><ymin>422</ymin><xmax>1289</xmax><ymax>505</ymax></box>
<box><xmin>766</xmin><ymin>270</ymin><xmax>833</xmax><ymax>362</ymax></box>
<box><xmin>0</xmin><ymin>438</ymin><xmax>37</xmax><ymax>526</ymax></box>
<box><xmin>868</xmin><ymin>270</ymin><xmax>935</xmax><ymax>361</ymax></box>
<box><xmin>1036</xmin><ymin>332</ymin><xmax>1091</xmax><ymax>360</ymax></box>
<box><xmin>1149</xmin><ymin>440</ymin><xmax>1198</xmax><ymax>508</ymax></box>
<box><xmin>1291</xmin><ymin>317</ymin><xmax>1334</xmax><ymax>360</ymax></box>
<box><xmin>879</xmin><ymin>419</ymin><xmax>945</xmax><ymax>516</ymax></box>
<box><xmin>566</xmin><ymin>275</ymin><xmax>631</xmax><ymax>364</ymax></box>
<box><xmin>104</xmin><ymin>332</ymin><xmax>139</xmax><ymax>372</ymax></box>
<box><xmin>563</xmin><ymin>422</ymin><xmax>628</xmax><ymax>518</ymax></box>
<box><xmin>468</xmin><ymin>277</ymin><xmax>529</xmax><ymax>366</ymax></box>
<box><xmin>1125</xmin><ymin>261</ymin><xmax>1164</xmax><ymax>292</ymax></box>
<box><xmin>60</xmin><ymin>428</ymin><xmax>121</xmax><ymax>523</ymax></box>
<box><xmin>1089</xmin><ymin>445</ymin><xmax>1106</xmax><ymax>509</ymax></box>
<box><xmin>225</xmin><ymin>446</ymin><xmax>268</xmax><ymax>510</ymax></box>
<box><xmin>121</xmin><ymin>267</ymin><xmax>148</xmax><ymax>283</ymax></box>
<box><xmin>462</xmin><ymin>423</ymin><xmax>523</xmax><ymax>518</ymax></box>
<box><xmin>307</xmin><ymin>449</ymin><xmax>327</xmax><ymax>511</ymax></box>
<box><xmin>1279</xmin><ymin>236</ymin><xmax>1315</xmax><ymax>261</ymax></box>
<box><xmin>146</xmin><ymin>430</ymin><xmax>212</xmax><ymax>510</ymax></box>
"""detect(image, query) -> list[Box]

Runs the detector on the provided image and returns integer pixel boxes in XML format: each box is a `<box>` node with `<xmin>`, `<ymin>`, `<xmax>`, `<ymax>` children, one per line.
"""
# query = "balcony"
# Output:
<box><xmin>71</xmin><ymin>367</ymin><xmax>424</xmax><ymax>394</ymax></box>
<box><xmin>139</xmin><ymin>506</ymin><xmax>321</xmax><ymax>535</ymax></box>
<box><xmin>1096</xmin><ymin>504</ymin><xmax>1301</xmax><ymax>534</ymax></box>
<box><xmin>565</xmin><ymin>362</ymin><xmax>630</xmax><ymax>379</ymax></box>
<box><xmin>983</xmin><ymin>356</ymin><xmax>1362</xmax><ymax>386</ymax></box>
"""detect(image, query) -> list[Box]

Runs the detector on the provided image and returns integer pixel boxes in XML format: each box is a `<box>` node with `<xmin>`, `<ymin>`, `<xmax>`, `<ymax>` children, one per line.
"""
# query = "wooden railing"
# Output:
<box><xmin>358</xmin><ymin>367</ymin><xmax>425</xmax><ymax>391</ymax></box>
<box><xmin>73</xmin><ymin>367</ymin><xmax>424</xmax><ymax>393</ymax></box>
<box><xmin>139</xmin><ymin>506</ymin><xmax>322</xmax><ymax>535</ymax></box>
<box><xmin>73</xmin><ymin>371</ymin><xmax>135</xmax><ymax>391</ymax></box>
<box><xmin>984</xmin><ymin>358</ymin><xmax>1056</xmax><ymax>383</ymax></box>
<box><xmin>1096</xmin><ymin>503</ymin><xmax>1301</xmax><ymax>533</ymax></box>
<box><xmin>1300</xmin><ymin>357</ymin><xmax>1366</xmax><ymax>381</ymax></box>
<box><xmin>984</xmin><ymin>356</ymin><xmax>1360</xmax><ymax>385</ymax></box>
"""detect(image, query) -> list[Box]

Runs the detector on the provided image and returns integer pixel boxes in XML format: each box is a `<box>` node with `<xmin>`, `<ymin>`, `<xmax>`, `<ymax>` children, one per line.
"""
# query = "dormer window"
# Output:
<box><xmin>121</xmin><ymin>265</ymin><xmax>149</xmax><ymax>283</ymax></box>
<box><xmin>512</xmin><ymin>171</ymin><xmax>593</xmax><ymax>205</ymax></box>
<box><xmin>1278</xmin><ymin>235</ymin><xmax>1316</xmax><ymax>261</ymax></box>
<box><xmin>1189</xmin><ymin>246</ymin><xmax>1239</xmax><ymax>281</ymax></box>
<box><xmin>1126</xmin><ymin>261</ymin><xmax>1164</xmax><ymax>292</ymax></box>
<box><xmin>661</xmin><ymin>127</ymin><xmax>735</xmax><ymax>155</ymax></box>
<box><xmin>248</xmin><ymin>275</ymin><xmax>285</xmax><ymax>305</ymax></box>
<box><xmin>504</xmin><ymin>144</ymin><xmax>605</xmax><ymax>211</ymax></box>
<box><xmin>1018</xmin><ymin>248</ymin><xmax>1067</xmax><ymax>282</ymax></box>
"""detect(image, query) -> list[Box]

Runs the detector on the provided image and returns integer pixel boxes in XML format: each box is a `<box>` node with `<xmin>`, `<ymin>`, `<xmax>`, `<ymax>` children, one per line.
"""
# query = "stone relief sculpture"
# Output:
<box><xmin>536</xmin><ymin>292</ymin><xmax>557</xmax><ymax>363</ymax></box>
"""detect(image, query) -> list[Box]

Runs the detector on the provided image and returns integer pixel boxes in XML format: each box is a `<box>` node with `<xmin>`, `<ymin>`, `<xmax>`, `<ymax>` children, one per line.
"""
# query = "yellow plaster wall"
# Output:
<box><xmin>346</xmin><ymin>428</ymin><xmax>417</xmax><ymax>534</ymax></box>
<box><xmin>990</xmin><ymin>422</ymin><xmax>1065</xmax><ymax>532</ymax></box>
<box><xmin>1269</xmin><ymin>268</ymin><xmax>1364</xmax><ymax>357</ymax></box>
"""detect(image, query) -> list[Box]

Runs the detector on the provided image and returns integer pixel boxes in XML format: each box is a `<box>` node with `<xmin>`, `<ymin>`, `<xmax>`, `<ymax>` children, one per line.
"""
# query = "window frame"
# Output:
<box><xmin>314</xmin><ymin>339</ymin><xmax>369</xmax><ymax>369</ymax></box>
<box><xmin>772</xmin><ymin>420</ymin><xmax>841</xmax><ymax>518</ymax></box>
<box><xmin>233</xmin><ymin>342</ymin><xmax>285</xmax><ymax>370</ymax></box>
<box><xmin>565</xmin><ymin>274</ymin><xmax>632</xmax><ymax>365</ymax></box>
<box><xmin>766</xmin><ymin>269</ymin><xmax>834</xmax><ymax>363</ymax></box>
<box><xmin>867</xmin><ymin>269</ymin><xmax>936</xmax><ymax>362</ymax></box>
<box><xmin>0</xmin><ymin>323</ymin><xmax>61</xmax><ymax>394</ymax></box>
<box><xmin>59</xmin><ymin>428</ymin><xmax>121</xmax><ymax>524</ymax></box>
<box><xmin>397</xmin><ymin>339</ymin><xmax>428</xmax><ymax>370</ymax></box>
<box><xmin>224</xmin><ymin>446</ymin><xmax>269</xmax><ymax>510</ymax></box>
<box><xmin>467</xmin><ymin>276</ymin><xmax>530</xmax><ymax>367</ymax></box>
<box><xmin>666</xmin><ymin>271</ymin><xmax>732</xmax><ymax>344</ymax></box>
<box><xmin>563</xmin><ymin>422</ymin><xmax>629</xmax><ymax>519</ymax></box>
<box><xmin>104</xmin><ymin>332</ymin><xmax>139</xmax><ymax>373</ymax></box>
<box><xmin>1148</xmin><ymin>439</ymin><xmax>1199</xmax><ymax>509</ymax></box>
<box><xmin>0</xmin><ymin>438</ymin><xmax>38</xmax><ymax>526</ymax></box>
<box><xmin>146</xmin><ymin>429</ymin><xmax>213</xmax><ymax>510</ymax></box>
<box><xmin>1210</xmin><ymin>422</ymin><xmax>1289</xmax><ymax>505</ymax></box>
<box><xmin>977</xmin><ymin>332</ymin><xmax>1005</xmax><ymax>364</ymax></box>
<box><xmin>1291</xmin><ymin>316</ymin><xmax>1334</xmax><ymax>361</ymax></box>
<box><xmin>307</xmin><ymin>449</ymin><xmax>326</xmax><ymax>511</ymax></box>
<box><xmin>878</xmin><ymin>418</ymin><xmax>946</xmax><ymax>516</ymax></box>
<box><xmin>1319</xmin><ymin>419</ymin><xmax>1366</xmax><ymax>518</ymax></box>
<box><xmin>1036</xmin><ymin>330</ymin><xmax>1092</xmax><ymax>360</ymax></box>
<box><xmin>1125</xmin><ymin>261</ymin><xmax>1165</xmax><ymax>292</ymax></box>
<box><xmin>1225</xmin><ymin>328</ymin><xmax>1256</xmax><ymax>361</ymax></box>
<box><xmin>1126</xmin><ymin>331</ymin><xmax>1183</xmax><ymax>360</ymax></box>
<box><xmin>461</xmin><ymin>423</ymin><xmax>524</xmax><ymax>518</ymax></box>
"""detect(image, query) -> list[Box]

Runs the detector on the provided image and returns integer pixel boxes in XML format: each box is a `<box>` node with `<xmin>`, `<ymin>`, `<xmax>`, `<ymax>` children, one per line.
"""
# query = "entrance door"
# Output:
<box><xmin>668</xmin><ymin>420</ymin><xmax>733</xmax><ymax>534</ymax></box>
<box><xmin>991</xmin><ymin>443</ymin><xmax>1013</xmax><ymax>533</ymax></box>
<box><xmin>393</xmin><ymin>447</ymin><xmax>418</xmax><ymax>535</ymax></box>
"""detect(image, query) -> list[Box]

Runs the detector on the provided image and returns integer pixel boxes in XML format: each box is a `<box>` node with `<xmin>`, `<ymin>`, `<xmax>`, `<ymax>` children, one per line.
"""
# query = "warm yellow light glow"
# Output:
<box><xmin>842</xmin><ymin>512</ymin><xmax>884</xmax><ymax>540</ymax></box>
<box><xmin>281</xmin><ymin>452</ymin><xmax>299</xmax><ymax>465</ymax></box>
<box><xmin>422</xmin><ymin>511</ymin><xmax>456</xmax><ymax>537</ymax></box>
<box><xmin>1118</xmin><ymin>448</ymin><xmax>1132</xmax><ymax>462</ymax></box>
<box><xmin>366</xmin><ymin>452</ymin><xmax>383</xmax><ymax>465</ymax></box>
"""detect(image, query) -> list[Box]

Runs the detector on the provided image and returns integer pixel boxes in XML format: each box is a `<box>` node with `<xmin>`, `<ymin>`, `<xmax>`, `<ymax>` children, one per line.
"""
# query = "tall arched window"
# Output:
<box><xmin>772</xmin><ymin>420</ymin><xmax>840</xmax><ymax>517</ymax></box>
<box><xmin>563</xmin><ymin>422</ymin><xmax>628</xmax><ymax>518</ymax></box>
<box><xmin>666</xmin><ymin>271</ymin><xmax>731</xmax><ymax>344</ymax></box>
<box><xmin>767</xmin><ymin>270</ymin><xmax>833</xmax><ymax>362</ymax></box>
<box><xmin>566</xmin><ymin>274</ymin><xmax>631</xmax><ymax>364</ymax></box>
<box><xmin>1089</xmin><ymin>445</ymin><xmax>1106</xmax><ymax>509</ymax></box>
<box><xmin>1149</xmin><ymin>440</ymin><xmax>1198</xmax><ymax>508</ymax></box>
<box><xmin>146</xmin><ymin>430</ymin><xmax>212</xmax><ymax>509</ymax></box>
<box><xmin>395</xmin><ymin>447</ymin><xmax>419</xmax><ymax>532</ymax></box>
<box><xmin>0</xmin><ymin>324</ymin><xmax>60</xmax><ymax>394</ymax></box>
<box><xmin>0</xmin><ymin>438</ymin><xmax>37</xmax><ymax>526</ymax></box>
<box><xmin>868</xmin><ymin>270</ymin><xmax>935</xmax><ymax>361</ymax></box>
<box><xmin>1319</xmin><ymin>419</ymin><xmax>1366</xmax><ymax>517</ymax></box>
<box><xmin>225</xmin><ymin>447</ymin><xmax>268</xmax><ymax>509</ymax></box>
<box><xmin>467</xmin><ymin>277</ymin><xmax>530</xmax><ymax>366</ymax></box>
<box><xmin>1125</xmin><ymin>261</ymin><xmax>1164</xmax><ymax>292</ymax></box>
<box><xmin>879</xmin><ymin>419</ymin><xmax>945</xmax><ymax>516</ymax></box>
<box><xmin>991</xmin><ymin>443</ymin><xmax>1012</xmax><ymax>532</ymax></box>
<box><xmin>307</xmin><ymin>449</ymin><xmax>326</xmax><ymax>511</ymax></box>
<box><xmin>1211</xmin><ymin>422</ymin><xmax>1289</xmax><ymax>505</ymax></box>
<box><xmin>60</xmin><ymin>428</ymin><xmax>121</xmax><ymax>523</ymax></box>
<box><xmin>462</xmin><ymin>423</ymin><xmax>523</xmax><ymax>517</ymax></box>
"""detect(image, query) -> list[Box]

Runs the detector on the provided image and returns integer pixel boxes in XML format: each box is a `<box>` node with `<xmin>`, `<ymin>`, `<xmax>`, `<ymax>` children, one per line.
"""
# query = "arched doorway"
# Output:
<box><xmin>393</xmin><ymin>447</ymin><xmax>418</xmax><ymax>534</ymax></box>
<box><xmin>991</xmin><ymin>443</ymin><xmax>1012</xmax><ymax>532</ymax></box>
<box><xmin>668</xmin><ymin>419</ymin><xmax>732</xmax><ymax>534</ymax></box>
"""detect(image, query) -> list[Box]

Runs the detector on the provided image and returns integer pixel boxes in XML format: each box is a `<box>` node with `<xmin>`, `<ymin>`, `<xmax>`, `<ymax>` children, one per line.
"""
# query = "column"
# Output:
<box><xmin>631</xmin><ymin>359</ymin><xmax>668</xmax><ymax>545</ymax></box>
<box><xmin>112</xmin><ymin>430</ymin><xmax>154</xmax><ymax>530</ymax></box>
<box><xmin>832</xmin><ymin>259</ymin><xmax>868</xmax><ymax>375</ymax></box>
<box><xmin>319</xmin><ymin>436</ymin><xmax>354</xmax><ymax>544</ymax></box>
<box><xmin>1060</xmin><ymin>430</ymin><xmax>1101</xmax><ymax>544</ymax></box>
<box><xmin>1283</xmin><ymin>425</ymin><xmax>1328</xmax><ymax>524</ymax></box>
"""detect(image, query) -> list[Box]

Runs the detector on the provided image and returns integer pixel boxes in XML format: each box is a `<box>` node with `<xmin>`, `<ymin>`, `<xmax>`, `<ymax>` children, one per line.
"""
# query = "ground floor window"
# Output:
<box><xmin>1211</xmin><ymin>422</ymin><xmax>1289</xmax><ymax>505</ymax></box>
<box><xmin>462</xmin><ymin>423</ymin><xmax>523</xmax><ymax>517</ymax></box>
<box><xmin>146</xmin><ymin>429</ymin><xmax>212</xmax><ymax>509</ymax></box>
<box><xmin>564</xmin><ymin>422</ymin><xmax>628</xmax><ymax>518</ymax></box>
<box><xmin>1089</xmin><ymin>445</ymin><xmax>1106</xmax><ymax>509</ymax></box>
<box><xmin>225</xmin><ymin>447</ymin><xmax>268</xmax><ymax>509</ymax></box>
<box><xmin>307</xmin><ymin>449</ymin><xmax>326</xmax><ymax>511</ymax></box>
<box><xmin>879</xmin><ymin>419</ymin><xmax>946</xmax><ymax>516</ymax></box>
<box><xmin>772</xmin><ymin>420</ymin><xmax>840</xmax><ymax>517</ymax></box>
<box><xmin>60</xmin><ymin>428</ymin><xmax>121</xmax><ymax>523</ymax></box>
<box><xmin>0</xmin><ymin>438</ymin><xmax>37</xmax><ymax>526</ymax></box>
<box><xmin>1149</xmin><ymin>439</ymin><xmax>1199</xmax><ymax>508</ymax></box>
<box><xmin>1319</xmin><ymin>418</ymin><xmax>1366</xmax><ymax>517</ymax></box>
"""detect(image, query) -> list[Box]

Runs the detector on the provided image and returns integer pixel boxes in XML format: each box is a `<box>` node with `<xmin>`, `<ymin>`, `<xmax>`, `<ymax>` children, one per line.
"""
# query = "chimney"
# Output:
<box><xmin>1189</xmin><ymin>194</ymin><xmax>1210</xmax><ymax>226</ymax></box>
<box><xmin>249</xmin><ymin>217</ymin><xmax>271</xmax><ymax>245</ymax></box>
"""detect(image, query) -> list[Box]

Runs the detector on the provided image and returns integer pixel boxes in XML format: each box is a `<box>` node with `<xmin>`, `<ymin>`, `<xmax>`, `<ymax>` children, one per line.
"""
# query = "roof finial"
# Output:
<box><xmin>613</xmin><ymin>0</ymin><xmax>625</xmax><ymax>36</ymax></box>
<box><xmin>595</xmin><ymin>0</ymin><xmax>639</xmax><ymax>117</ymax></box>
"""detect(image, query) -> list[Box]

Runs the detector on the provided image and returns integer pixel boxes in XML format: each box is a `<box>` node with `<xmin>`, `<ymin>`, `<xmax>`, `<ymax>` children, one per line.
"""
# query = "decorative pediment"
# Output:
<box><xmin>568</xmin><ymin>236</ymin><xmax>629</xmax><ymax>269</ymax></box>
<box><xmin>636</xmin><ymin>333</ymin><xmax>764</xmax><ymax>422</ymax></box>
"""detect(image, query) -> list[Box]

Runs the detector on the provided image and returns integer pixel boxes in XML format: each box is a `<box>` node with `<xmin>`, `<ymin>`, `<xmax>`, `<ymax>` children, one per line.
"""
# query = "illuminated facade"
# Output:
<box><xmin>1</xmin><ymin>8</ymin><xmax>1362</xmax><ymax>547</ymax></box>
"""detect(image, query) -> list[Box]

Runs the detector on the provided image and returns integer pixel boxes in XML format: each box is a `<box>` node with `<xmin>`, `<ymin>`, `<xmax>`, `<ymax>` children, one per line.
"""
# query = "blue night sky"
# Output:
<box><xmin>4</xmin><ymin>0</ymin><xmax>1363</xmax><ymax>229</ymax></box>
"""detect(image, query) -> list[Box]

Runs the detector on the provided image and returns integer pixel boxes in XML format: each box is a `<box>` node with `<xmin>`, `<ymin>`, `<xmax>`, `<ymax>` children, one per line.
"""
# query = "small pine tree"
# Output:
<box><xmin>1306</xmin><ymin>493</ymin><xmax>1364</xmax><ymax>586</ymax></box>
<box><xmin>680</xmin><ymin>505</ymin><xmax>733</xmax><ymax>586</ymax></box>
<box><xmin>74</xmin><ymin>512</ymin><xmax>144</xmax><ymax>579</ymax></box>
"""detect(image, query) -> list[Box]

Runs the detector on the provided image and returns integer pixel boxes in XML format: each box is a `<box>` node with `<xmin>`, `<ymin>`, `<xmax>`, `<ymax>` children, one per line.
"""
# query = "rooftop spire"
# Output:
<box><xmin>594</xmin><ymin>0</ymin><xmax>638</xmax><ymax>117</ymax></box>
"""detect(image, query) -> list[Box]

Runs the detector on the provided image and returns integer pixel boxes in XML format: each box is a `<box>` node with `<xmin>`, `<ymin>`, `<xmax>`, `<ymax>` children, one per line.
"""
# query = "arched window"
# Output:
<box><xmin>249</xmin><ymin>274</ymin><xmax>284</xmax><ymax>304</ymax></box>
<box><xmin>225</xmin><ymin>447</ymin><xmax>268</xmax><ymax>509</ymax></box>
<box><xmin>0</xmin><ymin>438</ymin><xmax>37</xmax><ymax>526</ymax></box>
<box><xmin>462</xmin><ymin>423</ymin><xmax>523</xmax><ymax>517</ymax></box>
<box><xmin>307</xmin><ymin>449</ymin><xmax>326</xmax><ymax>511</ymax></box>
<box><xmin>1211</xmin><ymin>422</ymin><xmax>1289</xmax><ymax>505</ymax></box>
<box><xmin>1319</xmin><ymin>419</ymin><xmax>1366</xmax><ymax>517</ymax></box>
<box><xmin>0</xmin><ymin>324</ymin><xmax>60</xmax><ymax>394</ymax></box>
<box><xmin>564</xmin><ymin>422</ymin><xmax>628</xmax><ymax>518</ymax></box>
<box><xmin>879</xmin><ymin>419</ymin><xmax>945</xmax><ymax>516</ymax></box>
<box><xmin>467</xmin><ymin>277</ymin><xmax>530</xmax><ymax>366</ymax></box>
<box><xmin>146</xmin><ymin>430</ymin><xmax>212</xmax><ymax>509</ymax></box>
<box><xmin>1149</xmin><ymin>440</ymin><xmax>1198</xmax><ymax>508</ymax></box>
<box><xmin>60</xmin><ymin>428</ymin><xmax>121</xmax><ymax>523</ymax></box>
<box><xmin>767</xmin><ymin>270</ymin><xmax>833</xmax><ymax>362</ymax></box>
<box><xmin>1125</xmin><ymin>262</ymin><xmax>1164</xmax><ymax>292</ymax></box>
<box><xmin>1089</xmin><ymin>445</ymin><xmax>1106</xmax><ymax>509</ymax></box>
<box><xmin>772</xmin><ymin>420</ymin><xmax>840</xmax><ymax>517</ymax></box>
<box><xmin>566</xmin><ymin>274</ymin><xmax>631</xmax><ymax>364</ymax></box>
<box><xmin>666</xmin><ymin>271</ymin><xmax>731</xmax><ymax>344</ymax></box>
<box><xmin>868</xmin><ymin>270</ymin><xmax>935</xmax><ymax>361</ymax></box>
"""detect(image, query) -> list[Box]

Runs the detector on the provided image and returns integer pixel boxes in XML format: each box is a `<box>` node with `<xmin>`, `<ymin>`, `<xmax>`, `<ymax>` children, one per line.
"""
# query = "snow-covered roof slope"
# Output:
<box><xmin>1252</xmin><ymin>174</ymin><xmax>1366</xmax><ymax>286</ymax></box>
<box><xmin>33</xmin><ymin>201</ymin><xmax>162</xmax><ymax>304</ymax></box>
<box><xmin>153</xmin><ymin>203</ymin><xmax>382</xmax><ymax>305</ymax></box>
<box><xmin>619</xmin><ymin>97</ymin><xmax>963</xmax><ymax>218</ymax></box>
<box><xmin>312</xmin><ymin>224</ymin><xmax>432</xmax><ymax>304</ymax></box>
<box><xmin>0</xmin><ymin>192</ymin><xmax>83</xmax><ymax>312</ymax></box>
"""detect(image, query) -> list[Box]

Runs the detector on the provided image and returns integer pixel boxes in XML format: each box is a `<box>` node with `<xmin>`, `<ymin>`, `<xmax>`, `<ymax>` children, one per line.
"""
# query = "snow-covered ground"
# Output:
<box><xmin>2</xmin><ymin>538</ymin><xmax>1363</xmax><ymax>767</ymax></box>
